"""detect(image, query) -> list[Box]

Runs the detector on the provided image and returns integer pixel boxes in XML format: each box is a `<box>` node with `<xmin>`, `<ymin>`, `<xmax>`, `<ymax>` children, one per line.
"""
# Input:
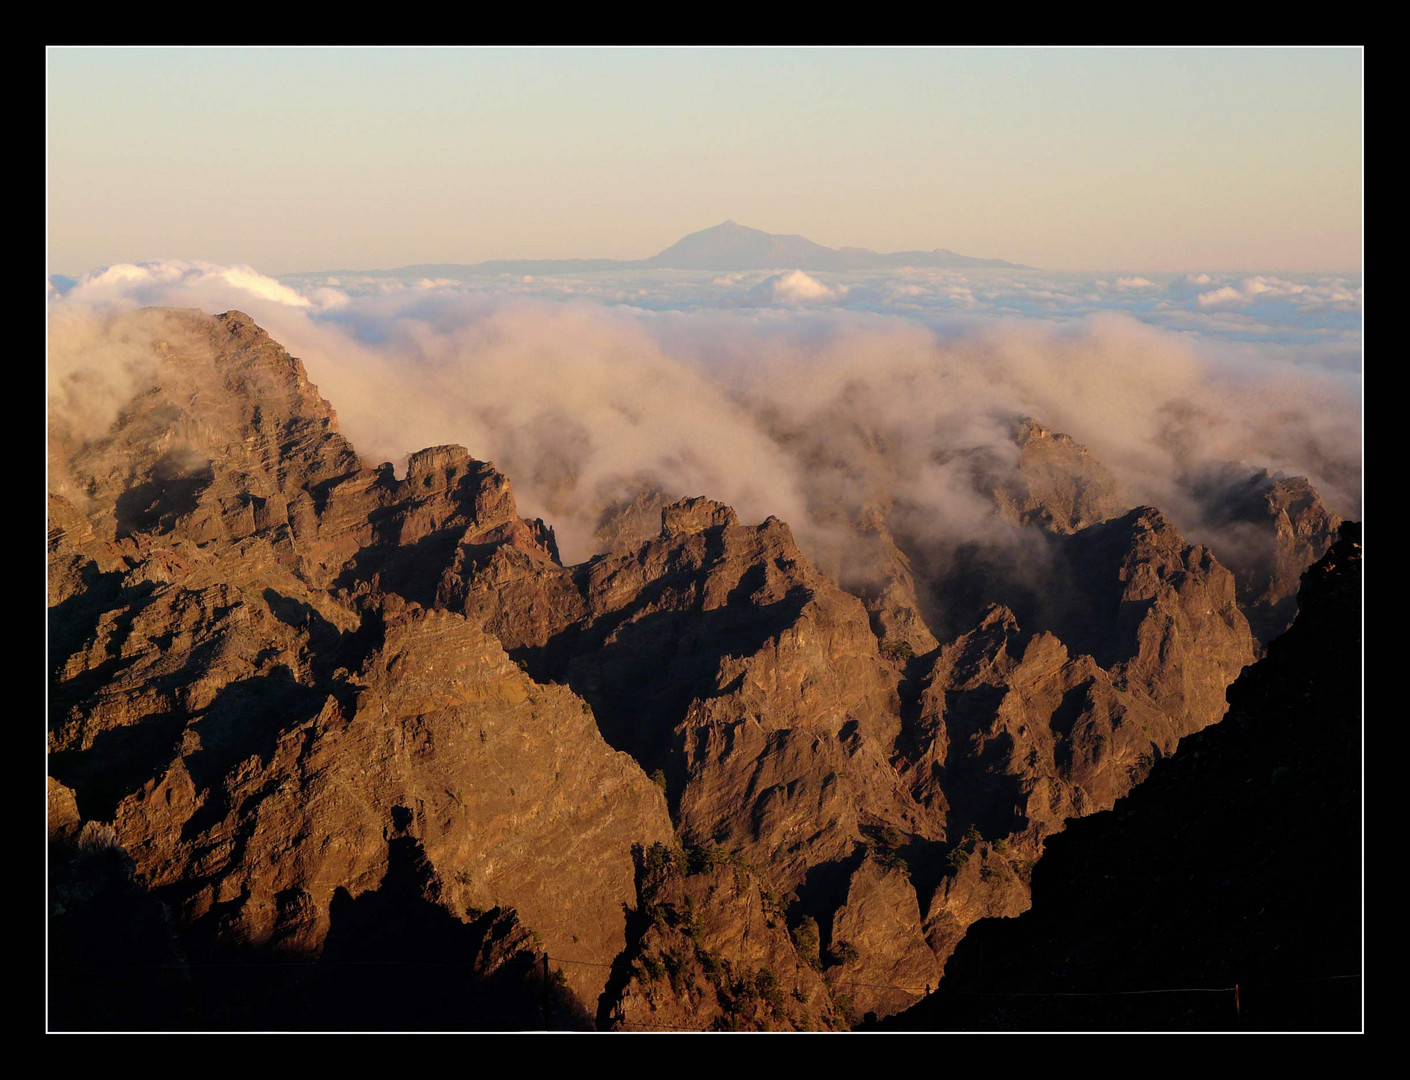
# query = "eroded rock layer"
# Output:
<box><xmin>49</xmin><ymin>310</ymin><xmax>1324</xmax><ymax>1030</ymax></box>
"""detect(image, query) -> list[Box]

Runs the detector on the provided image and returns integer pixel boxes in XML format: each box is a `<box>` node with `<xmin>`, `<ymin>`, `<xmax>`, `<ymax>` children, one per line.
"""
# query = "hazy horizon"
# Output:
<box><xmin>47</xmin><ymin>47</ymin><xmax>1362</xmax><ymax>277</ymax></box>
<box><xmin>46</xmin><ymin>218</ymin><xmax>1367</xmax><ymax>281</ymax></box>
<box><xmin>47</xmin><ymin>46</ymin><xmax>1363</xmax><ymax>566</ymax></box>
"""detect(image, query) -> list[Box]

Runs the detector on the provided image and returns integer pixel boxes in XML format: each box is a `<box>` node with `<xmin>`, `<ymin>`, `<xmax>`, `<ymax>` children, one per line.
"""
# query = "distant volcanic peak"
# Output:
<box><xmin>645</xmin><ymin>220</ymin><xmax>839</xmax><ymax>270</ymax></box>
<box><xmin>644</xmin><ymin>220</ymin><xmax>1030</xmax><ymax>271</ymax></box>
<box><xmin>361</xmin><ymin>223</ymin><xmax>1025</xmax><ymax>277</ymax></box>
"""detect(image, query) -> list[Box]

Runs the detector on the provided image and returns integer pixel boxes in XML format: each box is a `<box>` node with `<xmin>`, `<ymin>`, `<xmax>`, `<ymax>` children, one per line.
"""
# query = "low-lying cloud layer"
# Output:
<box><xmin>49</xmin><ymin>260</ymin><xmax>1362</xmax><ymax>581</ymax></box>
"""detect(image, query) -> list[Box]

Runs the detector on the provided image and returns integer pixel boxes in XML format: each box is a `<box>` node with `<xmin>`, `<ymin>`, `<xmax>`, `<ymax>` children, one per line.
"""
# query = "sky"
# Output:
<box><xmin>46</xmin><ymin>47</ymin><xmax>1363</xmax><ymax>276</ymax></box>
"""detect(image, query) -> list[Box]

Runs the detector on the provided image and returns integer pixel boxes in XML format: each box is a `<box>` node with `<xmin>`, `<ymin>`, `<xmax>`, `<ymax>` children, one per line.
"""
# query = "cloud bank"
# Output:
<box><xmin>49</xmin><ymin>261</ymin><xmax>1362</xmax><ymax>591</ymax></box>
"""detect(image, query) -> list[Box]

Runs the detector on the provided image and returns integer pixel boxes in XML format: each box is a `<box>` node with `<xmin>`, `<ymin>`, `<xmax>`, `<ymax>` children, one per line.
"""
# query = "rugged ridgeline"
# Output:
<box><xmin>1179</xmin><ymin>462</ymin><xmax>1343</xmax><ymax>645</ymax></box>
<box><xmin>49</xmin><ymin>310</ymin><xmax>1332</xmax><ymax>1030</ymax></box>
<box><xmin>48</xmin><ymin>310</ymin><xmax>674</xmax><ymax>1027</ymax></box>
<box><xmin>880</xmin><ymin>522</ymin><xmax>1362</xmax><ymax>1031</ymax></box>
<box><xmin>825</xmin><ymin>417</ymin><xmax>1340</xmax><ymax>655</ymax></box>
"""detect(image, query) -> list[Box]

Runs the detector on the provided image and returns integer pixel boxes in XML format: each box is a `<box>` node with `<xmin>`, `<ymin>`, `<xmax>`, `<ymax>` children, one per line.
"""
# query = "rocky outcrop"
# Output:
<box><xmin>48</xmin><ymin>310</ymin><xmax>674</xmax><ymax>1019</ymax></box>
<box><xmin>990</xmin><ymin>417</ymin><xmax>1125</xmax><ymax>534</ymax></box>
<box><xmin>50</xmin><ymin>309</ymin><xmax>361</xmax><ymax>553</ymax></box>
<box><xmin>883</xmin><ymin>522</ymin><xmax>1362</xmax><ymax>1031</ymax></box>
<box><xmin>592</xmin><ymin>488</ymin><xmax>671</xmax><ymax>554</ymax></box>
<box><xmin>824</xmin><ymin>853</ymin><xmax>944</xmax><ymax>1020</ymax></box>
<box><xmin>483</xmin><ymin>496</ymin><xmax>949</xmax><ymax>977</ymax></box>
<box><xmin>844</xmin><ymin>501</ymin><xmax>941</xmax><ymax>661</ymax></box>
<box><xmin>48</xmin><ymin>777</ymin><xmax>82</xmax><ymax>843</ymax></box>
<box><xmin>1182</xmin><ymin>464</ymin><xmax>1342</xmax><ymax>644</ymax></box>
<box><xmin>46</xmin><ymin>309</ymin><xmax>1312</xmax><ymax>1031</ymax></box>
<box><xmin>605</xmin><ymin>843</ymin><xmax>840</xmax><ymax>1031</ymax></box>
<box><xmin>896</xmin><ymin>506</ymin><xmax>1256</xmax><ymax>968</ymax></box>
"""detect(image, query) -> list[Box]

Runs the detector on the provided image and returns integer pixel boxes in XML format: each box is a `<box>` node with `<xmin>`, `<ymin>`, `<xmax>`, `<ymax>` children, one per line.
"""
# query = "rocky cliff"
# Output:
<box><xmin>882</xmin><ymin>522</ymin><xmax>1362</xmax><ymax>1030</ymax></box>
<box><xmin>48</xmin><ymin>310</ymin><xmax>1345</xmax><ymax>1030</ymax></box>
<box><xmin>48</xmin><ymin>310</ymin><xmax>674</xmax><ymax>1018</ymax></box>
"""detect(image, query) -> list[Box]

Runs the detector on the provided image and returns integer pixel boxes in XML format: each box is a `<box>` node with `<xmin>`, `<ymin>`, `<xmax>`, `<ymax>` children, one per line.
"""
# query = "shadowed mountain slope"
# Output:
<box><xmin>881</xmin><ymin>521</ymin><xmax>1362</xmax><ymax>1031</ymax></box>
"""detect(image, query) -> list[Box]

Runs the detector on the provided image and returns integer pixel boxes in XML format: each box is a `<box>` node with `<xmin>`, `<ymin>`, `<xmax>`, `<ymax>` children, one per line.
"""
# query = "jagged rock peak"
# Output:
<box><xmin>406</xmin><ymin>444</ymin><xmax>475</xmax><ymax>478</ymax></box>
<box><xmin>1013</xmin><ymin>416</ymin><xmax>1066</xmax><ymax>444</ymax></box>
<box><xmin>215</xmin><ymin>309</ymin><xmax>262</xmax><ymax>330</ymax></box>
<box><xmin>661</xmin><ymin>496</ymin><xmax>740</xmax><ymax>537</ymax></box>
<box><xmin>990</xmin><ymin>416</ymin><xmax>1125</xmax><ymax>535</ymax></box>
<box><xmin>975</xmin><ymin>602</ymin><xmax>1021</xmax><ymax>632</ymax></box>
<box><xmin>212</xmin><ymin>309</ymin><xmax>326</xmax><ymax>396</ymax></box>
<box><xmin>1125</xmin><ymin>505</ymin><xmax>1177</xmax><ymax>535</ymax></box>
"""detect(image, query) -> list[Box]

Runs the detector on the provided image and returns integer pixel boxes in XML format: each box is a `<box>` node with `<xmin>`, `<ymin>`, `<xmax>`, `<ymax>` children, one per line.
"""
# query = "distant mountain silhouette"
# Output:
<box><xmin>643</xmin><ymin>220</ymin><xmax>842</xmax><ymax>269</ymax></box>
<box><xmin>645</xmin><ymin>220</ymin><xmax>1028</xmax><ymax>271</ymax></box>
<box><xmin>325</xmin><ymin>222</ymin><xmax>1029</xmax><ymax>278</ymax></box>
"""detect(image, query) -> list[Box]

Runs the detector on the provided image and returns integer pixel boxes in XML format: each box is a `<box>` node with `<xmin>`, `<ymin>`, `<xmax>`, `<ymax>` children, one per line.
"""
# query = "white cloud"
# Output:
<box><xmin>65</xmin><ymin>260</ymin><xmax>319</xmax><ymax>310</ymax></box>
<box><xmin>49</xmin><ymin>260</ymin><xmax>1362</xmax><ymax>571</ymax></box>
<box><xmin>1197</xmin><ymin>285</ymin><xmax>1247</xmax><ymax>308</ymax></box>
<box><xmin>748</xmin><ymin>269</ymin><xmax>847</xmax><ymax>305</ymax></box>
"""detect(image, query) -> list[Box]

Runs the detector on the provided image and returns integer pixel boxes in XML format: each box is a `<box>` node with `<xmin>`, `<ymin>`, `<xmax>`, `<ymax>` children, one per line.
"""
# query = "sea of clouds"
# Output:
<box><xmin>48</xmin><ymin>261</ymin><xmax>1361</xmax><ymax>576</ymax></box>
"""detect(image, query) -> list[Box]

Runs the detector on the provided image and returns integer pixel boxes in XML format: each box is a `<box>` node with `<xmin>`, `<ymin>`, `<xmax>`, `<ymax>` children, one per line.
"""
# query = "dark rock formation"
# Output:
<box><xmin>882</xmin><ymin>522</ymin><xmax>1362</xmax><ymax>1030</ymax></box>
<box><xmin>1181</xmin><ymin>463</ymin><xmax>1342</xmax><ymax>644</ymax></box>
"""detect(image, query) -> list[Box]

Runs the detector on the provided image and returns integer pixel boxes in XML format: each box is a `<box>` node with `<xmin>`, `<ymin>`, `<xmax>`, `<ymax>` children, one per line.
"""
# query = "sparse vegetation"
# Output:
<box><xmin>685</xmin><ymin>840</ymin><xmax>729</xmax><ymax>875</ymax></box>
<box><xmin>832</xmin><ymin>989</ymin><xmax>860</xmax><ymax>1028</ymax></box>
<box><xmin>791</xmin><ymin>917</ymin><xmax>823</xmax><ymax>971</ymax></box>
<box><xmin>754</xmin><ymin>967</ymin><xmax>787</xmax><ymax>1018</ymax></box>
<box><xmin>699</xmin><ymin>948</ymin><xmax>726</xmax><ymax>989</ymax></box>
<box><xmin>880</xmin><ymin>639</ymin><xmax>915</xmax><ymax>664</ymax></box>
<box><xmin>663</xmin><ymin>948</ymin><xmax>691</xmax><ymax>994</ymax></box>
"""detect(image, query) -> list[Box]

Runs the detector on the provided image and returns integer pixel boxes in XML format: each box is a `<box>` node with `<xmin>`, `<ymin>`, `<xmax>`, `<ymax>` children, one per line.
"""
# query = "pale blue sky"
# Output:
<box><xmin>47</xmin><ymin>47</ymin><xmax>1362</xmax><ymax>276</ymax></box>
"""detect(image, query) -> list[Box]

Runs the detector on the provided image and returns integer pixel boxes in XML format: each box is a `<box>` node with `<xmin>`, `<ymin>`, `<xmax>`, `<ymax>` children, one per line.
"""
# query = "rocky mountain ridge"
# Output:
<box><xmin>48</xmin><ymin>309</ymin><xmax>1345</xmax><ymax>1030</ymax></box>
<box><xmin>881</xmin><ymin>521</ymin><xmax>1362</xmax><ymax>1030</ymax></box>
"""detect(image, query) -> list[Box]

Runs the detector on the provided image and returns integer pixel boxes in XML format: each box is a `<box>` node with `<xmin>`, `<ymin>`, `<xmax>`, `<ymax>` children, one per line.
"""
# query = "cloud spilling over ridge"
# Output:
<box><xmin>49</xmin><ymin>262</ymin><xmax>1362</xmax><ymax>578</ymax></box>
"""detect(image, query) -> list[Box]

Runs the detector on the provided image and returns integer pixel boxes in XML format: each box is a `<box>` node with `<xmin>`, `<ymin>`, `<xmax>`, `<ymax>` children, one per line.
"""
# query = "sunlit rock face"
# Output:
<box><xmin>50</xmin><ymin>310</ymin><xmax>1333</xmax><ymax>1031</ymax></box>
